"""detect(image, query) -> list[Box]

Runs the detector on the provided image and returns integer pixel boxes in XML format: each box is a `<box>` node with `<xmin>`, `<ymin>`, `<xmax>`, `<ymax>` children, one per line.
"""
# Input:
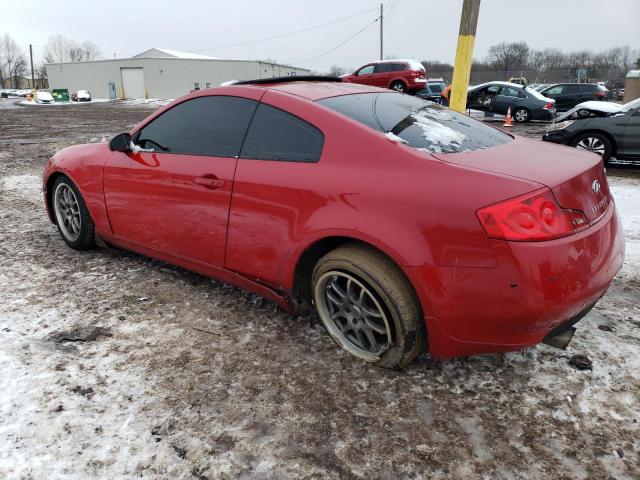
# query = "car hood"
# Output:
<box><xmin>555</xmin><ymin>101</ymin><xmax>623</xmax><ymax>121</ymax></box>
<box><xmin>432</xmin><ymin>136</ymin><xmax>609</xmax><ymax>222</ymax></box>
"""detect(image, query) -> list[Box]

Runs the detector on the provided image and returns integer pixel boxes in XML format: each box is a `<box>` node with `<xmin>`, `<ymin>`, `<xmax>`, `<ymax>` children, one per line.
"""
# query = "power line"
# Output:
<box><xmin>192</xmin><ymin>7</ymin><xmax>379</xmax><ymax>53</ymax></box>
<box><xmin>291</xmin><ymin>18</ymin><xmax>379</xmax><ymax>64</ymax></box>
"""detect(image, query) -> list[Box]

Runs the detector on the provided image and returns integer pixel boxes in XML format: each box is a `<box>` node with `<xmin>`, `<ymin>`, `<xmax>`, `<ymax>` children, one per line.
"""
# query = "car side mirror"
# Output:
<box><xmin>109</xmin><ymin>133</ymin><xmax>131</xmax><ymax>152</ymax></box>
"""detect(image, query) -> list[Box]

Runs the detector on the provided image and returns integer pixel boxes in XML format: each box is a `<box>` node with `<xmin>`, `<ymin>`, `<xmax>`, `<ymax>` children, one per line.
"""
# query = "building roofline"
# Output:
<box><xmin>44</xmin><ymin>57</ymin><xmax>309</xmax><ymax>71</ymax></box>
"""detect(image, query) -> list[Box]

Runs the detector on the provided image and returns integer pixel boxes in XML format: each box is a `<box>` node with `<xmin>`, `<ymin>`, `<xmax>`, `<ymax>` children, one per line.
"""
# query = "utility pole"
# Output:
<box><xmin>449</xmin><ymin>0</ymin><xmax>481</xmax><ymax>113</ymax></box>
<box><xmin>29</xmin><ymin>44</ymin><xmax>35</xmax><ymax>89</ymax></box>
<box><xmin>379</xmin><ymin>3</ymin><xmax>384</xmax><ymax>60</ymax></box>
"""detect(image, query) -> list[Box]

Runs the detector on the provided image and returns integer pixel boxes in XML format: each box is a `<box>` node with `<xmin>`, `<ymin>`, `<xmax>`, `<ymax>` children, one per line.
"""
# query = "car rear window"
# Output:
<box><xmin>319</xmin><ymin>93</ymin><xmax>511</xmax><ymax>154</ymax></box>
<box><xmin>428</xmin><ymin>84</ymin><xmax>443</xmax><ymax>93</ymax></box>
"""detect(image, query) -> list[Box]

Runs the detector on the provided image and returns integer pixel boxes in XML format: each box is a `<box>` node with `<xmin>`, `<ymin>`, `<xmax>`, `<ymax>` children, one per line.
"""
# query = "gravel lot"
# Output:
<box><xmin>1</xmin><ymin>99</ymin><xmax>639</xmax><ymax>479</ymax></box>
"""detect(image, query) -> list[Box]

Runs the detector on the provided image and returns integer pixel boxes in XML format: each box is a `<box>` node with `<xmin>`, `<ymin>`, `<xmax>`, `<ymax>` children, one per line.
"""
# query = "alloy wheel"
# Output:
<box><xmin>315</xmin><ymin>271</ymin><xmax>392</xmax><ymax>359</ymax></box>
<box><xmin>576</xmin><ymin>137</ymin><xmax>606</xmax><ymax>157</ymax></box>
<box><xmin>54</xmin><ymin>183</ymin><xmax>82</xmax><ymax>242</ymax></box>
<box><xmin>514</xmin><ymin>109</ymin><xmax>529</xmax><ymax>122</ymax></box>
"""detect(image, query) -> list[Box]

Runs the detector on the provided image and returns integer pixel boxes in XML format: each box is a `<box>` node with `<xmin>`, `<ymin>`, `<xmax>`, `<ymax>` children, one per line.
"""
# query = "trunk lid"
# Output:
<box><xmin>433</xmin><ymin>136</ymin><xmax>611</xmax><ymax>223</ymax></box>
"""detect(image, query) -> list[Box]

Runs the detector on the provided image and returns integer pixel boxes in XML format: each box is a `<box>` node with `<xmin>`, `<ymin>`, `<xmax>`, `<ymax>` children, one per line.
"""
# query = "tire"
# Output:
<box><xmin>51</xmin><ymin>176</ymin><xmax>95</xmax><ymax>250</ymax></box>
<box><xmin>513</xmin><ymin>107</ymin><xmax>530</xmax><ymax>123</ymax></box>
<box><xmin>570</xmin><ymin>132</ymin><xmax>613</xmax><ymax>163</ymax></box>
<box><xmin>390</xmin><ymin>81</ymin><xmax>406</xmax><ymax>93</ymax></box>
<box><xmin>312</xmin><ymin>243</ymin><xmax>426</xmax><ymax>369</ymax></box>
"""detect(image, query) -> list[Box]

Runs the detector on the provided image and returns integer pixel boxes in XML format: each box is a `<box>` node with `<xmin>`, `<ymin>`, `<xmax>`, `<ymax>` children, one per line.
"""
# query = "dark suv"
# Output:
<box><xmin>342</xmin><ymin>60</ymin><xmax>427</xmax><ymax>93</ymax></box>
<box><xmin>539</xmin><ymin>83</ymin><xmax>608</xmax><ymax>111</ymax></box>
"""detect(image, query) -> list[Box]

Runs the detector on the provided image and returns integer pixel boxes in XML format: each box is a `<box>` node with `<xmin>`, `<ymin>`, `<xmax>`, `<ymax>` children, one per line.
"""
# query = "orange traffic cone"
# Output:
<box><xmin>503</xmin><ymin>107</ymin><xmax>513</xmax><ymax>127</ymax></box>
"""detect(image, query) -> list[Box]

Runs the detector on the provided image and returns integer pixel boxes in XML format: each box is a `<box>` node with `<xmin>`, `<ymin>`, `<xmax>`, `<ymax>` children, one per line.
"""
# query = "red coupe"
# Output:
<box><xmin>43</xmin><ymin>78</ymin><xmax>624</xmax><ymax>368</ymax></box>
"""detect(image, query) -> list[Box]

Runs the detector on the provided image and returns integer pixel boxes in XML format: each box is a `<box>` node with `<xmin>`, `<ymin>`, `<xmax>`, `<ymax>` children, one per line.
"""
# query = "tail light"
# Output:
<box><xmin>410</xmin><ymin>70</ymin><xmax>426</xmax><ymax>78</ymax></box>
<box><xmin>594</xmin><ymin>91</ymin><xmax>607</xmax><ymax>97</ymax></box>
<box><xmin>477</xmin><ymin>188</ymin><xmax>589</xmax><ymax>242</ymax></box>
<box><xmin>543</xmin><ymin>102</ymin><xmax>554</xmax><ymax>110</ymax></box>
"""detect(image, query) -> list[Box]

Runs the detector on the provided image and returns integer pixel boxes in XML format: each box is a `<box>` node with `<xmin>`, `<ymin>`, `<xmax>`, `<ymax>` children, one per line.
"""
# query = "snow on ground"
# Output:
<box><xmin>0</xmin><ymin>101</ymin><xmax>638</xmax><ymax>479</ymax></box>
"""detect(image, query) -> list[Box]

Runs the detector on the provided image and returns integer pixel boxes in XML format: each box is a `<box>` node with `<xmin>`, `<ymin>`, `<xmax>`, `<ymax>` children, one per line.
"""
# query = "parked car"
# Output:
<box><xmin>414</xmin><ymin>81</ymin><xmax>446</xmax><ymax>103</ymax></box>
<box><xmin>43</xmin><ymin>77</ymin><xmax>623</xmax><ymax>367</ymax></box>
<box><xmin>35</xmin><ymin>91</ymin><xmax>54</xmax><ymax>104</ymax></box>
<box><xmin>72</xmin><ymin>90</ymin><xmax>92</xmax><ymax>102</ymax></box>
<box><xmin>542</xmin><ymin>98</ymin><xmax>640</xmax><ymax>163</ymax></box>
<box><xmin>342</xmin><ymin>59</ymin><xmax>426</xmax><ymax>93</ymax></box>
<box><xmin>467</xmin><ymin>81</ymin><xmax>556</xmax><ymax>122</ymax></box>
<box><xmin>539</xmin><ymin>83</ymin><xmax>608</xmax><ymax>111</ymax></box>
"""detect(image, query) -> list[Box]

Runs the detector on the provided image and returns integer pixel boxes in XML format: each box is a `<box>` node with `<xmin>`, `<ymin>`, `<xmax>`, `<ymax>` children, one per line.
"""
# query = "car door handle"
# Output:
<box><xmin>194</xmin><ymin>177</ymin><xmax>225</xmax><ymax>189</ymax></box>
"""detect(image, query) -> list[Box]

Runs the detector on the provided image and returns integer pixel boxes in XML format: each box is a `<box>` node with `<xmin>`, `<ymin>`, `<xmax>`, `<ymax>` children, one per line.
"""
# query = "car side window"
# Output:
<box><xmin>357</xmin><ymin>65</ymin><xmax>375</xmax><ymax>76</ymax></box>
<box><xmin>545</xmin><ymin>85</ymin><xmax>564</xmax><ymax>95</ymax></box>
<box><xmin>136</xmin><ymin>96</ymin><xmax>258</xmax><ymax>157</ymax></box>
<box><xmin>501</xmin><ymin>87</ymin><xmax>524</xmax><ymax>98</ymax></box>
<box><xmin>486</xmin><ymin>85</ymin><xmax>501</xmax><ymax>94</ymax></box>
<box><xmin>565</xmin><ymin>85</ymin><xmax>581</xmax><ymax>94</ymax></box>
<box><xmin>240</xmin><ymin>104</ymin><xmax>324</xmax><ymax>163</ymax></box>
<box><xmin>393</xmin><ymin>63</ymin><xmax>407</xmax><ymax>71</ymax></box>
<box><xmin>374</xmin><ymin>63</ymin><xmax>392</xmax><ymax>73</ymax></box>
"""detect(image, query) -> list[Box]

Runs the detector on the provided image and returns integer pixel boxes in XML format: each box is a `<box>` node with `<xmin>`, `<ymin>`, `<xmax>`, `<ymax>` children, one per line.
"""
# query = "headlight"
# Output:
<box><xmin>547</xmin><ymin>120</ymin><xmax>574</xmax><ymax>132</ymax></box>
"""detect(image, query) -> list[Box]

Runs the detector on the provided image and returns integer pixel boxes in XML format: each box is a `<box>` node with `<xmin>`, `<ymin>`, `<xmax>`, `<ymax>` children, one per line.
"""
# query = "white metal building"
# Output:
<box><xmin>45</xmin><ymin>48</ymin><xmax>311</xmax><ymax>100</ymax></box>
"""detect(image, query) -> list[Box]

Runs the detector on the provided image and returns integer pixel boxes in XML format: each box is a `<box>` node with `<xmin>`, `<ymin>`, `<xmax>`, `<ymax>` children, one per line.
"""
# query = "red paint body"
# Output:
<box><xmin>43</xmin><ymin>82</ymin><xmax>624</xmax><ymax>358</ymax></box>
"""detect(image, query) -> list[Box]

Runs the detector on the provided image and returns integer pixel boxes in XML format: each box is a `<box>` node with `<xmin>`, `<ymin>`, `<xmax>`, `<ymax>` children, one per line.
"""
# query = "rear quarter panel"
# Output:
<box><xmin>225</xmin><ymin>91</ymin><xmax>542</xmax><ymax>291</ymax></box>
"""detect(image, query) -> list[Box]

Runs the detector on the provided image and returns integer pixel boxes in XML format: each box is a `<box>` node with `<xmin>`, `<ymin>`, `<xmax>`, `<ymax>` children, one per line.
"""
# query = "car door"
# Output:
<box><xmin>351</xmin><ymin>64</ymin><xmax>376</xmax><ymax>86</ymax></box>
<box><xmin>372</xmin><ymin>63</ymin><xmax>393</xmax><ymax>88</ymax></box>
<box><xmin>493</xmin><ymin>86</ymin><xmax>525</xmax><ymax>115</ymax></box>
<box><xmin>618</xmin><ymin>107</ymin><xmax>640</xmax><ymax>157</ymax></box>
<box><xmin>468</xmin><ymin>85</ymin><xmax>501</xmax><ymax>112</ymax></box>
<box><xmin>103</xmin><ymin>94</ymin><xmax>259</xmax><ymax>267</ymax></box>
<box><xmin>225</xmin><ymin>93</ymin><xmax>325</xmax><ymax>288</ymax></box>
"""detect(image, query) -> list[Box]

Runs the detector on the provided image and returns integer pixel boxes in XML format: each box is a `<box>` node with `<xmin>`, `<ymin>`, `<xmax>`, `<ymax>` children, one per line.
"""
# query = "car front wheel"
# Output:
<box><xmin>570</xmin><ymin>132</ymin><xmax>612</xmax><ymax>162</ymax></box>
<box><xmin>312</xmin><ymin>243</ymin><xmax>425</xmax><ymax>369</ymax></box>
<box><xmin>52</xmin><ymin>176</ymin><xmax>95</xmax><ymax>250</ymax></box>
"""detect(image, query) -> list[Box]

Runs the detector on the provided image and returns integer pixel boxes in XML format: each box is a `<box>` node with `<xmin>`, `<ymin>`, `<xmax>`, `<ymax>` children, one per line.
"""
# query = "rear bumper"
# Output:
<box><xmin>405</xmin><ymin>202</ymin><xmax>624</xmax><ymax>358</ymax></box>
<box><xmin>406</xmin><ymin>78</ymin><xmax>427</xmax><ymax>90</ymax></box>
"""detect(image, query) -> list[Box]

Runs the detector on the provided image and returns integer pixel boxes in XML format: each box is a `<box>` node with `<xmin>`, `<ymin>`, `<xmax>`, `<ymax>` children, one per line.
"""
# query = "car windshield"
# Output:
<box><xmin>319</xmin><ymin>93</ymin><xmax>511</xmax><ymax>154</ymax></box>
<box><xmin>622</xmin><ymin>97</ymin><xmax>640</xmax><ymax>111</ymax></box>
<box><xmin>428</xmin><ymin>84</ymin><xmax>444</xmax><ymax>93</ymax></box>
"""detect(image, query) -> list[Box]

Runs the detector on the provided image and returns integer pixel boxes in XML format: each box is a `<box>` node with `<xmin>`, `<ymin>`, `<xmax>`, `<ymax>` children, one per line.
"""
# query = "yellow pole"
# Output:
<box><xmin>449</xmin><ymin>0</ymin><xmax>481</xmax><ymax>113</ymax></box>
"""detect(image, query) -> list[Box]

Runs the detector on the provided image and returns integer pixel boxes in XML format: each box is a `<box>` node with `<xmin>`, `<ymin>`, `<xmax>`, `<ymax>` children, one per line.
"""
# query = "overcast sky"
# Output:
<box><xmin>3</xmin><ymin>0</ymin><xmax>639</xmax><ymax>72</ymax></box>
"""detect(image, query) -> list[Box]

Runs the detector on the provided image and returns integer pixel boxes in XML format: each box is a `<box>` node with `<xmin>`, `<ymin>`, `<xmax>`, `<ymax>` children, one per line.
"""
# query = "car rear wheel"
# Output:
<box><xmin>312</xmin><ymin>243</ymin><xmax>425</xmax><ymax>369</ymax></box>
<box><xmin>52</xmin><ymin>176</ymin><xmax>95</xmax><ymax>250</ymax></box>
<box><xmin>390</xmin><ymin>81</ymin><xmax>406</xmax><ymax>93</ymax></box>
<box><xmin>570</xmin><ymin>132</ymin><xmax>612</xmax><ymax>162</ymax></box>
<box><xmin>513</xmin><ymin>107</ymin><xmax>530</xmax><ymax>123</ymax></box>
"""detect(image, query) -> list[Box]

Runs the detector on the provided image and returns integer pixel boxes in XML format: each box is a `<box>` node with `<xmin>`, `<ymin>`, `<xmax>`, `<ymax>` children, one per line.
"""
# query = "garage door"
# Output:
<box><xmin>121</xmin><ymin>68</ymin><xmax>145</xmax><ymax>99</ymax></box>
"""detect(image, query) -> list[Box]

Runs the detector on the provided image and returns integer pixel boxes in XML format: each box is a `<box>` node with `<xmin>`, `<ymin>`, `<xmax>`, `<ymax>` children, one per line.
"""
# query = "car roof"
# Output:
<box><xmin>471</xmin><ymin>81</ymin><xmax>525</xmax><ymax>90</ymax></box>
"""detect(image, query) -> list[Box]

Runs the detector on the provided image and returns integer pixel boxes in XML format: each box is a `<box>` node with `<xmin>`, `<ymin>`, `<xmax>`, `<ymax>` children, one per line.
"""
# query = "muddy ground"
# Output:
<box><xmin>0</xmin><ymin>99</ymin><xmax>639</xmax><ymax>479</ymax></box>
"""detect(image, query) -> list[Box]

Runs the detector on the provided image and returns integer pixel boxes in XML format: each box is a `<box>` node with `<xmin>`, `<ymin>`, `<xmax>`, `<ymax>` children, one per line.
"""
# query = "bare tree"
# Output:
<box><xmin>636</xmin><ymin>56</ymin><xmax>640</xmax><ymax>69</ymax></box>
<box><xmin>43</xmin><ymin>35</ymin><xmax>100</xmax><ymax>63</ymax></box>
<box><xmin>0</xmin><ymin>34</ymin><xmax>28</xmax><ymax>87</ymax></box>
<box><xmin>328</xmin><ymin>65</ymin><xmax>346</xmax><ymax>77</ymax></box>
<box><xmin>487</xmin><ymin>41</ymin><xmax>530</xmax><ymax>75</ymax></box>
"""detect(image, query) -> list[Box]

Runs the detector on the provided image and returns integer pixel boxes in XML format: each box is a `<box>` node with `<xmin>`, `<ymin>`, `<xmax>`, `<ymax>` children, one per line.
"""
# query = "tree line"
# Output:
<box><xmin>327</xmin><ymin>41</ymin><xmax>640</xmax><ymax>81</ymax></box>
<box><xmin>423</xmin><ymin>42</ymin><xmax>638</xmax><ymax>82</ymax></box>
<box><xmin>0</xmin><ymin>34</ymin><xmax>100</xmax><ymax>88</ymax></box>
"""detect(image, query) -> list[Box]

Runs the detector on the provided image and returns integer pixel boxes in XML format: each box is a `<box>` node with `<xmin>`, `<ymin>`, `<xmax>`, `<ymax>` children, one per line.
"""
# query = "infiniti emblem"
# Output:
<box><xmin>592</xmin><ymin>180</ymin><xmax>601</xmax><ymax>194</ymax></box>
